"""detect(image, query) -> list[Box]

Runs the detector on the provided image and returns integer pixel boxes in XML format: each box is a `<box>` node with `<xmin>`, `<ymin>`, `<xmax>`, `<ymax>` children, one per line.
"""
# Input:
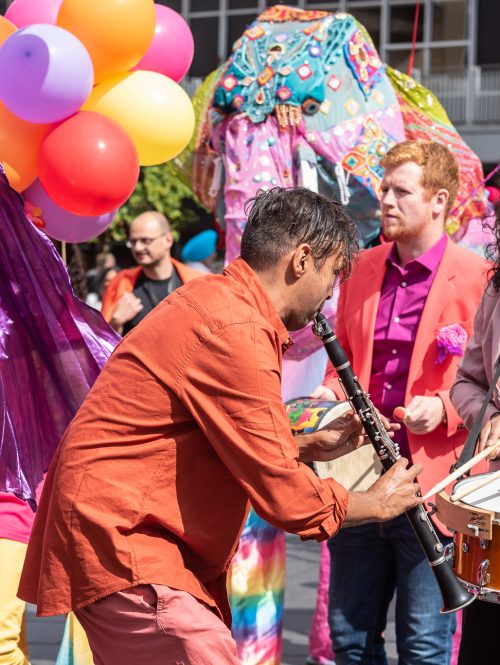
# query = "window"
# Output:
<box><xmin>477</xmin><ymin>0</ymin><xmax>500</xmax><ymax>65</ymax></box>
<box><xmin>432</xmin><ymin>1</ymin><xmax>467</xmax><ymax>41</ymax></box>
<box><xmin>389</xmin><ymin>4</ymin><xmax>424</xmax><ymax>43</ymax></box>
<box><xmin>387</xmin><ymin>49</ymin><xmax>424</xmax><ymax>75</ymax></box>
<box><xmin>191</xmin><ymin>0</ymin><xmax>219</xmax><ymax>10</ymax></box>
<box><xmin>431</xmin><ymin>45</ymin><xmax>467</xmax><ymax>72</ymax></box>
<box><xmin>189</xmin><ymin>17</ymin><xmax>219</xmax><ymax>77</ymax></box>
<box><xmin>156</xmin><ymin>0</ymin><xmax>182</xmax><ymax>12</ymax></box>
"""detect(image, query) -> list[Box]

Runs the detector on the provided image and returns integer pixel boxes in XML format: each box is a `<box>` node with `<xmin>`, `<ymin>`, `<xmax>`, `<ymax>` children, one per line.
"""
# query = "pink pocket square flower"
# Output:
<box><xmin>435</xmin><ymin>324</ymin><xmax>468</xmax><ymax>364</ymax></box>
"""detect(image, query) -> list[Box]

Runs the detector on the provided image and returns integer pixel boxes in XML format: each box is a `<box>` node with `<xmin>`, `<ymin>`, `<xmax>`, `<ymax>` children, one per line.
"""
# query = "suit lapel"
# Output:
<box><xmin>356</xmin><ymin>244</ymin><xmax>392</xmax><ymax>386</ymax></box>
<box><xmin>406</xmin><ymin>239</ymin><xmax>456</xmax><ymax>394</ymax></box>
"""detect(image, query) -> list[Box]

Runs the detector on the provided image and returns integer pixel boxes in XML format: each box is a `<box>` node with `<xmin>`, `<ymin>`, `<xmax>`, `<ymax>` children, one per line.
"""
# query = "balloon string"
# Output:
<box><xmin>449</xmin><ymin>163</ymin><xmax>500</xmax><ymax>218</ymax></box>
<box><xmin>407</xmin><ymin>0</ymin><xmax>421</xmax><ymax>77</ymax></box>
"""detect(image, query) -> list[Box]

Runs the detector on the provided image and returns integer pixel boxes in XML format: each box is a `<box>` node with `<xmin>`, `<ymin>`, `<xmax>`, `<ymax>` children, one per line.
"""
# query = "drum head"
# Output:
<box><xmin>453</xmin><ymin>472</ymin><xmax>500</xmax><ymax>514</ymax></box>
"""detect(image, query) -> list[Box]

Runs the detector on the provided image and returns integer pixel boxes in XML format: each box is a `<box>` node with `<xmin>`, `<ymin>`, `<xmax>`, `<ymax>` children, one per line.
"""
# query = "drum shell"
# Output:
<box><xmin>454</xmin><ymin>526</ymin><xmax>500</xmax><ymax>601</ymax></box>
<box><xmin>447</xmin><ymin>472</ymin><xmax>500</xmax><ymax>603</ymax></box>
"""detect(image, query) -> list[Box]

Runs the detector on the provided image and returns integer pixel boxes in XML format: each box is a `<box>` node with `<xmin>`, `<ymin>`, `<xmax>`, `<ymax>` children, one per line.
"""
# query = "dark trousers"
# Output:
<box><xmin>458</xmin><ymin>599</ymin><xmax>500</xmax><ymax>665</ymax></box>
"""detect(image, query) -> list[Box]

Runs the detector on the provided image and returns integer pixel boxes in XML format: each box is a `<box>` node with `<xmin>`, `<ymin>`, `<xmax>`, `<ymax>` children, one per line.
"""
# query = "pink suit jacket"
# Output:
<box><xmin>324</xmin><ymin>238</ymin><xmax>489</xmax><ymax>525</ymax></box>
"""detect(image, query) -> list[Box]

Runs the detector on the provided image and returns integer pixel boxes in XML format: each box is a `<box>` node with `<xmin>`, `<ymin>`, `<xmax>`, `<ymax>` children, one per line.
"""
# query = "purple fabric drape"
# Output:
<box><xmin>0</xmin><ymin>171</ymin><xmax>120</xmax><ymax>505</ymax></box>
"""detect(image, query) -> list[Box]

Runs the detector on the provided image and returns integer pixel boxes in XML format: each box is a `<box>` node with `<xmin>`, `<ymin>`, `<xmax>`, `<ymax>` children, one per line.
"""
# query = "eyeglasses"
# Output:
<box><xmin>126</xmin><ymin>233</ymin><xmax>166</xmax><ymax>249</ymax></box>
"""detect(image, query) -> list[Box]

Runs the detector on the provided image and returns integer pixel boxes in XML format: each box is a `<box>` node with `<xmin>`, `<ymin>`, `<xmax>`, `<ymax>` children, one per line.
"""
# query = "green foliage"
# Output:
<box><xmin>109</xmin><ymin>161</ymin><xmax>200</xmax><ymax>241</ymax></box>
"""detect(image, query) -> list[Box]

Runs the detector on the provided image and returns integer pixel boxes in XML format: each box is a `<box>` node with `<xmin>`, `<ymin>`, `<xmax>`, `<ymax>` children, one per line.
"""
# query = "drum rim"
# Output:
<box><xmin>457</xmin><ymin>579</ymin><xmax>500</xmax><ymax>604</ymax></box>
<box><xmin>452</xmin><ymin>472</ymin><xmax>500</xmax><ymax>516</ymax></box>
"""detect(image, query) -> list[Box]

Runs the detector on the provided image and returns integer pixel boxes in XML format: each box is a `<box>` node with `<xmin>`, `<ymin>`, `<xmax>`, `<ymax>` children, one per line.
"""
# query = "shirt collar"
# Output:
<box><xmin>223</xmin><ymin>257</ymin><xmax>293</xmax><ymax>351</ymax></box>
<box><xmin>386</xmin><ymin>234</ymin><xmax>448</xmax><ymax>273</ymax></box>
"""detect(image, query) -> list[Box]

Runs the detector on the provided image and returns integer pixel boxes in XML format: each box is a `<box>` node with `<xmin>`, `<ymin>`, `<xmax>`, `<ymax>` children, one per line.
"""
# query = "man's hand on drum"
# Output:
<box><xmin>478</xmin><ymin>412</ymin><xmax>500</xmax><ymax>460</ymax></box>
<box><xmin>296</xmin><ymin>404</ymin><xmax>400</xmax><ymax>463</ymax></box>
<box><xmin>295</xmin><ymin>409</ymin><xmax>364</xmax><ymax>463</ymax></box>
<box><xmin>309</xmin><ymin>384</ymin><xmax>337</xmax><ymax>400</ymax></box>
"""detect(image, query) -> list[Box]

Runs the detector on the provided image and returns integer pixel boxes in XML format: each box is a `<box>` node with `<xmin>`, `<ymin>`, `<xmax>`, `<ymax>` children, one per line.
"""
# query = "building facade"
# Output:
<box><xmin>2</xmin><ymin>0</ymin><xmax>499</xmax><ymax>166</ymax></box>
<box><xmin>159</xmin><ymin>0</ymin><xmax>500</xmax><ymax>167</ymax></box>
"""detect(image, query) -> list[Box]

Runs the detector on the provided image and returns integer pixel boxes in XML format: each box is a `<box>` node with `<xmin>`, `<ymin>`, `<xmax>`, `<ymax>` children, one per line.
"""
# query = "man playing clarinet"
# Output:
<box><xmin>312</xmin><ymin>140</ymin><xmax>489</xmax><ymax>665</ymax></box>
<box><xmin>19</xmin><ymin>187</ymin><xmax>421</xmax><ymax>665</ymax></box>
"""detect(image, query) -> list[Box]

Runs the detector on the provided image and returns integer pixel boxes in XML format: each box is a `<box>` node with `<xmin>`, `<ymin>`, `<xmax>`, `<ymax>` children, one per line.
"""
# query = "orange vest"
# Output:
<box><xmin>101</xmin><ymin>258</ymin><xmax>202</xmax><ymax>323</ymax></box>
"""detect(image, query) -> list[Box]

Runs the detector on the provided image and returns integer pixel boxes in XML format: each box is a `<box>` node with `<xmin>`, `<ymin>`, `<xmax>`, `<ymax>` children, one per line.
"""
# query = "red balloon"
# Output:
<box><xmin>39</xmin><ymin>111</ymin><xmax>139</xmax><ymax>216</ymax></box>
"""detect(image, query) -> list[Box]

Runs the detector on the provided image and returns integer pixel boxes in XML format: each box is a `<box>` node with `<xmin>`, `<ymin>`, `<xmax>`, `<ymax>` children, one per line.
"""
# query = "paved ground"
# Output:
<box><xmin>27</xmin><ymin>534</ymin><xmax>396</xmax><ymax>665</ymax></box>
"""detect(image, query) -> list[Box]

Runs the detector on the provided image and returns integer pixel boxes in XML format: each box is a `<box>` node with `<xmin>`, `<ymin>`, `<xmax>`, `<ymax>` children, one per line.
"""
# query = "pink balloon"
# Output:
<box><xmin>133</xmin><ymin>4</ymin><xmax>194</xmax><ymax>82</ymax></box>
<box><xmin>5</xmin><ymin>0</ymin><xmax>63</xmax><ymax>28</ymax></box>
<box><xmin>24</xmin><ymin>179</ymin><xmax>116</xmax><ymax>243</ymax></box>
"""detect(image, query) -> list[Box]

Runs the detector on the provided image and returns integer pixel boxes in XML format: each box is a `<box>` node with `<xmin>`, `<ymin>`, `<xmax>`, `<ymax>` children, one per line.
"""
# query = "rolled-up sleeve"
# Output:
<box><xmin>179</xmin><ymin>320</ymin><xmax>348</xmax><ymax>541</ymax></box>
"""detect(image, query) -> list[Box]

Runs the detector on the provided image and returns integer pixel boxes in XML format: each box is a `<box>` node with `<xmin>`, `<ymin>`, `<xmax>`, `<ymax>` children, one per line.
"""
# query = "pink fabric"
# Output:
<box><xmin>308</xmin><ymin>540</ymin><xmax>335</xmax><ymax>664</ymax></box>
<box><xmin>75</xmin><ymin>584</ymin><xmax>240</xmax><ymax>665</ymax></box>
<box><xmin>213</xmin><ymin>115</ymin><xmax>298</xmax><ymax>264</ymax></box>
<box><xmin>451</xmin><ymin>610</ymin><xmax>462</xmax><ymax>665</ymax></box>
<box><xmin>0</xmin><ymin>493</ymin><xmax>35</xmax><ymax>544</ymax></box>
<box><xmin>369</xmin><ymin>233</ymin><xmax>447</xmax><ymax>459</ymax></box>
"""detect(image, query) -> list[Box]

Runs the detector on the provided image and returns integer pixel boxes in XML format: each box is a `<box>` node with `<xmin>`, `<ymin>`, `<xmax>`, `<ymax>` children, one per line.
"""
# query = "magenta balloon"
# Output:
<box><xmin>133</xmin><ymin>4</ymin><xmax>194</xmax><ymax>82</ymax></box>
<box><xmin>5</xmin><ymin>0</ymin><xmax>63</xmax><ymax>28</ymax></box>
<box><xmin>0</xmin><ymin>24</ymin><xmax>93</xmax><ymax>123</ymax></box>
<box><xmin>24</xmin><ymin>179</ymin><xmax>116</xmax><ymax>243</ymax></box>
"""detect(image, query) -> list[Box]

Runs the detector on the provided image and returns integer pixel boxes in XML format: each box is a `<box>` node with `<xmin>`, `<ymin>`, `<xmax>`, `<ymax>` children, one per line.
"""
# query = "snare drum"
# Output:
<box><xmin>438</xmin><ymin>472</ymin><xmax>500</xmax><ymax>603</ymax></box>
<box><xmin>285</xmin><ymin>397</ymin><xmax>381</xmax><ymax>491</ymax></box>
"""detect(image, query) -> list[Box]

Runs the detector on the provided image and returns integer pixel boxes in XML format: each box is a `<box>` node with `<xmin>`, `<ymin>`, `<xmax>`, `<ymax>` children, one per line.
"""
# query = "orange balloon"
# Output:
<box><xmin>0</xmin><ymin>101</ymin><xmax>52</xmax><ymax>192</ymax></box>
<box><xmin>0</xmin><ymin>15</ymin><xmax>16</xmax><ymax>46</ymax></box>
<box><xmin>57</xmin><ymin>0</ymin><xmax>156</xmax><ymax>83</ymax></box>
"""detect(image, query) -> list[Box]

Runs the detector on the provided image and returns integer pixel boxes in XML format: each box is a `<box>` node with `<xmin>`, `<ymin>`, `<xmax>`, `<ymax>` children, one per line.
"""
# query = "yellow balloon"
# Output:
<box><xmin>83</xmin><ymin>71</ymin><xmax>195</xmax><ymax>166</ymax></box>
<box><xmin>57</xmin><ymin>0</ymin><xmax>155</xmax><ymax>83</ymax></box>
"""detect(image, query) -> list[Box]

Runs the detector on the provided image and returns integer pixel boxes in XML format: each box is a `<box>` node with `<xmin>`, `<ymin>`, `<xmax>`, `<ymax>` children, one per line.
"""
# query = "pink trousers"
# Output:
<box><xmin>75</xmin><ymin>584</ymin><xmax>240</xmax><ymax>665</ymax></box>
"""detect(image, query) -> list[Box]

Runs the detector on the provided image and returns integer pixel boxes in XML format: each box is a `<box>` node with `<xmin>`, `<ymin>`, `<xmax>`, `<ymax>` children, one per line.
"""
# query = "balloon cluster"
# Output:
<box><xmin>0</xmin><ymin>0</ymin><xmax>195</xmax><ymax>242</ymax></box>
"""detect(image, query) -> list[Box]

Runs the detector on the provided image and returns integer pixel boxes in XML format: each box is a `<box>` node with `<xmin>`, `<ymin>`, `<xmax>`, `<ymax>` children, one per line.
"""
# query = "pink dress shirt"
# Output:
<box><xmin>369</xmin><ymin>234</ymin><xmax>447</xmax><ymax>459</ymax></box>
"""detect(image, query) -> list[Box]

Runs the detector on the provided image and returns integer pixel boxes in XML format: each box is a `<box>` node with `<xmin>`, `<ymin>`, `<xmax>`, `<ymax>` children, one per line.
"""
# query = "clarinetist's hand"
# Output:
<box><xmin>367</xmin><ymin>459</ymin><xmax>423</xmax><ymax>520</ymax></box>
<box><xmin>295</xmin><ymin>409</ymin><xmax>365</xmax><ymax>463</ymax></box>
<box><xmin>345</xmin><ymin>459</ymin><xmax>422</xmax><ymax>525</ymax></box>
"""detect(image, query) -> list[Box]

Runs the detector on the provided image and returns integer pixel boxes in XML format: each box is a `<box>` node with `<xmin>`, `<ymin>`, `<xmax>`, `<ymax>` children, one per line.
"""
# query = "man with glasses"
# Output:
<box><xmin>101</xmin><ymin>211</ymin><xmax>201</xmax><ymax>334</ymax></box>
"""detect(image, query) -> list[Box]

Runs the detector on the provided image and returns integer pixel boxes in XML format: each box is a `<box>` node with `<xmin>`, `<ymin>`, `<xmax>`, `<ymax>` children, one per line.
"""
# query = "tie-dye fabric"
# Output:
<box><xmin>228</xmin><ymin>509</ymin><xmax>286</xmax><ymax>665</ymax></box>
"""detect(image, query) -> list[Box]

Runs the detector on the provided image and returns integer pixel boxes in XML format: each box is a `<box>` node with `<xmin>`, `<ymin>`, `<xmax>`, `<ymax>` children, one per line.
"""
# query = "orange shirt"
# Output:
<box><xmin>19</xmin><ymin>258</ymin><xmax>348</xmax><ymax>624</ymax></box>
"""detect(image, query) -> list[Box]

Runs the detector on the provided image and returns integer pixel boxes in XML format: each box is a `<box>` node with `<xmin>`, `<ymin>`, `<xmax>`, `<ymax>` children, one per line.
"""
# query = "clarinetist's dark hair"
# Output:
<box><xmin>485</xmin><ymin>202</ymin><xmax>500</xmax><ymax>292</ymax></box>
<box><xmin>241</xmin><ymin>187</ymin><xmax>359</xmax><ymax>280</ymax></box>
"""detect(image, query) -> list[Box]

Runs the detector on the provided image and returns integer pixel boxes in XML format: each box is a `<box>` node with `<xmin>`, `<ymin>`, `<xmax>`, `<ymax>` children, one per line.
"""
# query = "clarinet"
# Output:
<box><xmin>312</xmin><ymin>312</ymin><xmax>475</xmax><ymax>613</ymax></box>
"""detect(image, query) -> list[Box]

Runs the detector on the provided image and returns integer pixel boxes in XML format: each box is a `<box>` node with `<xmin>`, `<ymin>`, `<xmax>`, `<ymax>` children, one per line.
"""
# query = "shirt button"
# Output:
<box><xmin>394</xmin><ymin>316</ymin><xmax>400</xmax><ymax>323</ymax></box>
<box><xmin>401</xmin><ymin>281</ymin><xmax>407</xmax><ymax>287</ymax></box>
<box><xmin>392</xmin><ymin>349</ymin><xmax>397</xmax><ymax>355</ymax></box>
<box><xmin>386</xmin><ymin>384</ymin><xmax>392</xmax><ymax>390</ymax></box>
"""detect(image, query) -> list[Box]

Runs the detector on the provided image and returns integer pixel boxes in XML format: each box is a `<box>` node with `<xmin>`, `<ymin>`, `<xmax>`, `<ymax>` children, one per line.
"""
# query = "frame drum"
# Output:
<box><xmin>447</xmin><ymin>473</ymin><xmax>500</xmax><ymax>603</ymax></box>
<box><xmin>285</xmin><ymin>398</ymin><xmax>382</xmax><ymax>491</ymax></box>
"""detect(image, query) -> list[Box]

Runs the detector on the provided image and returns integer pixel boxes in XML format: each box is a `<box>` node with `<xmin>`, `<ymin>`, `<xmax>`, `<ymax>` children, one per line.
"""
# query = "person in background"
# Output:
<box><xmin>85</xmin><ymin>251</ymin><xmax>117</xmax><ymax>296</ymax></box>
<box><xmin>312</xmin><ymin>140</ymin><xmax>489</xmax><ymax>665</ymax></box>
<box><xmin>181</xmin><ymin>228</ymin><xmax>218</xmax><ymax>273</ymax></box>
<box><xmin>450</xmin><ymin>201</ymin><xmax>500</xmax><ymax>665</ymax></box>
<box><xmin>101</xmin><ymin>211</ymin><xmax>201</xmax><ymax>334</ymax></box>
<box><xmin>86</xmin><ymin>267</ymin><xmax>121</xmax><ymax>312</ymax></box>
